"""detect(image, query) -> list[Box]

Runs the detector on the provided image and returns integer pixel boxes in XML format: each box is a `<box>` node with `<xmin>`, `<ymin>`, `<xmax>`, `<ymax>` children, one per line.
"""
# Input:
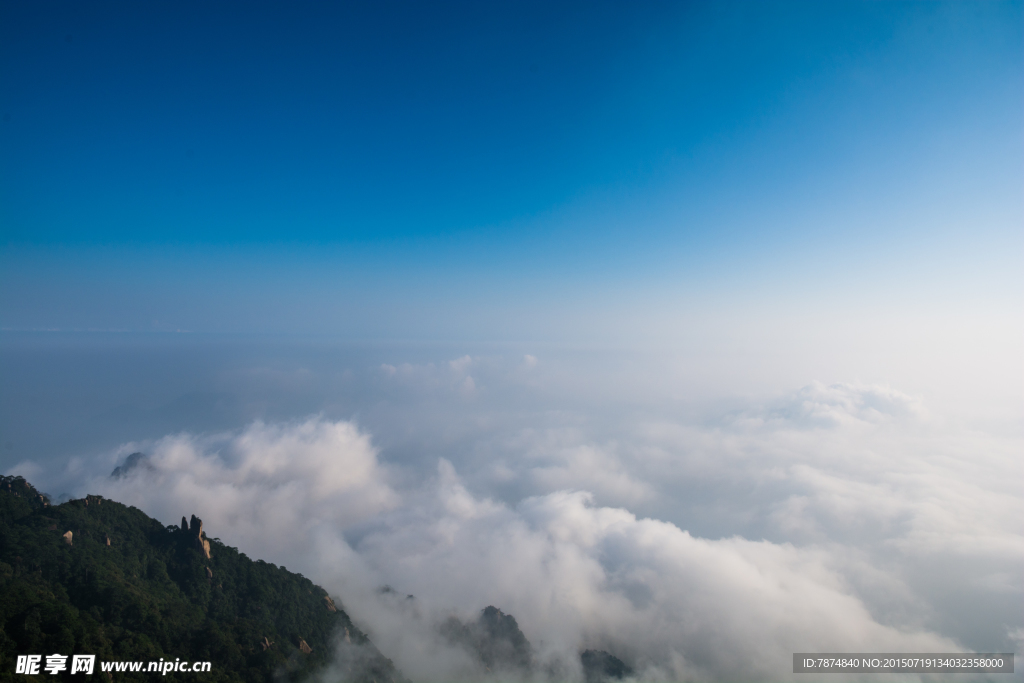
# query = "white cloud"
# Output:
<box><xmin>89</xmin><ymin>417</ymin><xmax>399</xmax><ymax>574</ymax></box>
<box><xmin>450</xmin><ymin>356</ymin><xmax>474</xmax><ymax>374</ymax></box>
<box><xmin>348</xmin><ymin>467</ymin><xmax>958</xmax><ymax>682</ymax></box>
<box><xmin>6</xmin><ymin>459</ymin><xmax>43</xmax><ymax>482</ymax></box>
<box><xmin>66</xmin><ymin>374</ymin><xmax>1023</xmax><ymax>682</ymax></box>
<box><xmin>737</xmin><ymin>381</ymin><xmax>928</xmax><ymax>428</ymax></box>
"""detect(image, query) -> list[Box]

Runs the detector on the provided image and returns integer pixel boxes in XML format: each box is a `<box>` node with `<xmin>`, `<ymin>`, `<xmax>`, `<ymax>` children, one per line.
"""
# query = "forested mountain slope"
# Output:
<box><xmin>0</xmin><ymin>476</ymin><xmax>399</xmax><ymax>683</ymax></box>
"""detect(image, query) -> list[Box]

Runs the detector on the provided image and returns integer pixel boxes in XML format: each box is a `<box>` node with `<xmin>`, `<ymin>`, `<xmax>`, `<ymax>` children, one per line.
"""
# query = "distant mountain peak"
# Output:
<box><xmin>440</xmin><ymin>604</ymin><xmax>533</xmax><ymax>673</ymax></box>
<box><xmin>440</xmin><ymin>603</ymin><xmax>633</xmax><ymax>681</ymax></box>
<box><xmin>581</xmin><ymin>649</ymin><xmax>633</xmax><ymax>682</ymax></box>
<box><xmin>110</xmin><ymin>451</ymin><xmax>155</xmax><ymax>479</ymax></box>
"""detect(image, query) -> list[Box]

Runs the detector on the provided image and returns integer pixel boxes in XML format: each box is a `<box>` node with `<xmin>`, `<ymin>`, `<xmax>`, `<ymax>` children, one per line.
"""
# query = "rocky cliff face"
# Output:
<box><xmin>190</xmin><ymin>513</ymin><xmax>212</xmax><ymax>559</ymax></box>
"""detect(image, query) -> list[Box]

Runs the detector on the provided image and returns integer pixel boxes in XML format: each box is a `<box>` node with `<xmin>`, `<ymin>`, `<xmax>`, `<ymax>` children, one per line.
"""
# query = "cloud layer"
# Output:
<box><xmin>72</xmin><ymin>372</ymin><xmax>1022</xmax><ymax>682</ymax></box>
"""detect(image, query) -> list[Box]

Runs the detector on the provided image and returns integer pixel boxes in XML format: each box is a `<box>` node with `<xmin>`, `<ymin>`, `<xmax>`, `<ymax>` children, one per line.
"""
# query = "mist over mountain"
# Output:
<box><xmin>109</xmin><ymin>452</ymin><xmax>154</xmax><ymax>480</ymax></box>
<box><xmin>440</xmin><ymin>606</ymin><xmax>534</xmax><ymax>675</ymax></box>
<box><xmin>438</xmin><ymin>606</ymin><xmax>632</xmax><ymax>682</ymax></box>
<box><xmin>1</xmin><ymin>475</ymin><xmax>641</xmax><ymax>683</ymax></box>
<box><xmin>11</xmin><ymin>361</ymin><xmax>1018</xmax><ymax>681</ymax></box>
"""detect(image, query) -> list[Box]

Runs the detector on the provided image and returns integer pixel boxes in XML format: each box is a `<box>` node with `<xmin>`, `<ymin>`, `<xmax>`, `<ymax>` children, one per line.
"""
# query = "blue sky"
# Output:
<box><xmin>1</xmin><ymin>1</ymin><xmax>1020</xmax><ymax>341</ymax></box>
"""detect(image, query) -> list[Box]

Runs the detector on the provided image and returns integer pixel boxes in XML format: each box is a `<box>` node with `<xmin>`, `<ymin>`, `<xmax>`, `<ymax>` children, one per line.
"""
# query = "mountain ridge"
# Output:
<box><xmin>0</xmin><ymin>475</ymin><xmax>400</xmax><ymax>683</ymax></box>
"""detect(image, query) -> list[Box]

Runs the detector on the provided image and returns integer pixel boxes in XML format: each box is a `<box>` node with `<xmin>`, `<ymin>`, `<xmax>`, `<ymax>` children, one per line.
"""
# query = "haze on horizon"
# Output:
<box><xmin>1</xmin><ymin>2</ymin><xmax>1022</xmax><ymax>681</ymax></box>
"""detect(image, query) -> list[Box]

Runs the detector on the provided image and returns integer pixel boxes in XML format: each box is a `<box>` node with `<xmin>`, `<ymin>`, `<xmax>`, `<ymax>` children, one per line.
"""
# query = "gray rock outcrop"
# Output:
<box><xmin>190</xmin><ymin>514</ymin><xmax>212</xmax><ymax>559</ymax></box>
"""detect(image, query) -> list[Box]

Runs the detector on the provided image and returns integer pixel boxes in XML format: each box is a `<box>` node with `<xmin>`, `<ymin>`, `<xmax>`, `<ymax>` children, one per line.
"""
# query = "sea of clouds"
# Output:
<box><xmin>14</xmin><ymin>352</ymin><xmax>1024</xmax><ymax>682</ymax></box>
